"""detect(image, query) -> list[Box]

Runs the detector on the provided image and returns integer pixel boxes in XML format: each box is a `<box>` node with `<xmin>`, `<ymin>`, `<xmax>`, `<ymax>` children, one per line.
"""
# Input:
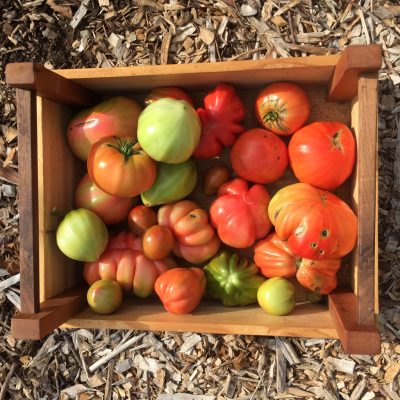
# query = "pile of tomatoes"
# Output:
<box><xmin>56</xmin><ymin>81</ymin><xmax>357</xmax><ymax>317</ymax></box>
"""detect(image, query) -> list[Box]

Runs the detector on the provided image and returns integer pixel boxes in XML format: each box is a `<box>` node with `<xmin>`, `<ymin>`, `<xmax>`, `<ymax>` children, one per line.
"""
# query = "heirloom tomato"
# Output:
<box><xmin>288</xmin><ymin>121</ymin><xmax>356</xmax><ymax>190</ymax></box>
<box><xmin>87</xmin><ymin>279</ymin><xmax>122</xmax><ymax>315</ymax></box>
<box><xmin>87</xmin><ymin>136</ymin><xmax>156</xmax><ymax>197</ymax></box>
<box><xmin>257</xmin><ymin>277</ymin><xmax>296</xmax><ymax>316</ymax></box>
<box><xmin>142</xmin><ymin>225</ymin><xmax>174</xmax><ymax>261</ymax></box>
<box><xmin>56</xmin><ymin>208</ymin><xmax>108</xmax><ymax>262</ymax></box>
<box><xmin>74</xmin><ymin>174</ymin><xmax>136</xmax><ymax>225</ymax></box>
<box><xmin>138</xmin><ymin>98</ymin><xmax>201</xmax><ymax>163</ymax></box>
<box><xmin>210</xmin><ymin>178</ymin><xmax>272</xmax><ymax>248</ymax></box>
<box><xmin>255</xmin><ymin>82</ymin><xmax>310</xmax><ymax>135</ymax></box>
<box><xmin>67</xmin><ymin>97</ymin><xmax>141</xmax><ymax>161</ymax></box>
<box><xmin>155</xmin><ymin>268</ymin><xmax>206</xmax><ymax>314</ymax></box>
<box><xmin>268</xmin><ymin>183</ymin><xmax>357</xmax><ymax>259</ymax></box>
<box><xmin>144</xmin><ymin>87</ymin><xmax>194</xmax><ymax>107</ymax></box>
<box><xmin>203</xmin><ymin>165</ymin><xmax>230</xmax><ymax>196</ymax></box>
<box><xmin>230</xmin><ymin>128</ymin><xmax>288</xmax><ymax>184</ymax></box>
<box><xmin>128</xmin><ymin>205</ymin><xmax>157</xmax><ymax>236</ymax></box>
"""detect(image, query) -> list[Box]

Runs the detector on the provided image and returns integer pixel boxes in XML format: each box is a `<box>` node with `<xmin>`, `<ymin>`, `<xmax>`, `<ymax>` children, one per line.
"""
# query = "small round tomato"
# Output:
<box><xmin>87</xmin><ymin>279</ymin><xmax>123</xmax><ymax>315</ymax></box>
<box><xmin>56</xmin><ymin>209</ymin><xmax>108</xmax><ymax>262</ymax></box>
<box><xmin>230</xmin><ymin>129</ymin><xmax>288</xmax><ymax>184</ymax></box>
<box><xmin>144</xmin><ymin>87</ymin><xmax>194</xmax><ymax>107</ymax></box>
<box><xmin>128</xmin><ymin>205</ymin><xmax>157</xmax><ymax>236</ymax></box>
<box><xmin>142</xmin><ymin>226</ymin><xmax>174</xmax><ymax>260</ymax></box>
<box><xmin>255</xmin><ymin>82</ymin><xmax>310</xmax><ymax>135</ymax></box>
<box><xmin>288</xmin><ymin>121</ymin><xmax>356</xmax><ymax>190</ymax></box>
<box><xmin>257</xmin><ymin>277</ymin><xmax>295</xmax><ymax>316</ymax></box>
<box><xmin>74</xmin><ymin>174</ymin><xmax>136</xmax><ymax>225</ymax></box>
<box><xmin>87</xmin><ymin>136</ymin><xmax>156</xmax><ymax>197</ymax></box>
<box><xmin>203</xmin><ymin>165</ymin><xmax>230</xmax><ymax>196</ymax></box>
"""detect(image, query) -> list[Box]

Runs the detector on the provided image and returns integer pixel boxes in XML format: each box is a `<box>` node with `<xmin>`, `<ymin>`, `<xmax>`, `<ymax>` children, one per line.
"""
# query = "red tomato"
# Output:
<box><xmin>128</xmin><ymin>205</ymin><xmax>157</xmax><ymax>236</ymax></box>
<box><xmin>230</xmin><ymin>129</ymin><xmax>288</xmax><ymax>184</ymax></box>
<box><xmin>255</xmin><ymin>82</ymin><xmax>310</xmax><ymax>135</ymax></box>
<box><xmin>87</xmin><ymin>136</ymin><xmax>156</xmax><ymax>197</ymax></box>
<box><xmin>155</xmin><ymin>267</ymin><xmax>206</xmax><ymax>314</ymax></box>
<box><xmin>288</xmin><ymin>121</ymin><xmax>356</xmax><ymax>190</ymax></box>
<box><xmin>268</xmin><ymin>183</ymin><xmax>357</xmax><ymax>259</ymax></box>
<box><xmin>144</xmin><ymin>87</ymin><xmax>194</xmax><ymax>107</ymax></box>
<box><xmin>142</xmin><ymin>225</ymin><xmax>174</xmax><ymax>260</ymax></box>
<box><xmin>67</xmin><ymin>97</ymin><xmax>142</xmax><ymax>161</ymax></box>
<box><xmin>74</xmin><ymin>174</ymin><xmax>135</xmax><ymax>225</ymax></box>
<box><xmin>210</xmin><ymin>178</ymin><xmax>272</xmax><ymax>248</ymax></box>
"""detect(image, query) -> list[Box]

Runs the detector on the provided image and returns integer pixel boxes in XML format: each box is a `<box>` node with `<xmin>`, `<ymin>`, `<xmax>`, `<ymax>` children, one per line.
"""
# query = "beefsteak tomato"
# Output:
<box><xmin>268</xmin><ymin>183</ymin><xmax>357</xmax><ymax>259</ymax></box>
<box><xmin>155</xmin><ymin>267</ymin><xmax>206</xmax><ymax>314</ymax></box>
<box><xmin>87</xmin><ymin>136</ymin><xmax>156</xmax><ymax>197</ymax></box>
<box><xmin>158</xmin><ymin>200</ymin><xmax>220</xmax><ymax>264</ymax></box>
<box><xmin>288</xmin><ymin>121</ymin><xmax>356</xmax><ymax>190</ymax></box>
<box><xmin>67</xmin><ymin>96</ymin><xmax>142</xmax><ymax>161</ymax></box>
<box><xmin>74</xmin><ymin>174</ymin><xmax>136</xmax><ymax>225</ymax></box>
<box><xmin>230</xmin><ymin>128</ymin><xmax>288</xmax><ymax>184</ymax></box>
<box><xmin>210</xmin><ymin>178</ymin><xmax>272</xmax><ymax>248</ymax></box>
<box><xmin>255</xmin><ymin>82</ymin><xmax>310</xmax><ymax>135</ymax></box>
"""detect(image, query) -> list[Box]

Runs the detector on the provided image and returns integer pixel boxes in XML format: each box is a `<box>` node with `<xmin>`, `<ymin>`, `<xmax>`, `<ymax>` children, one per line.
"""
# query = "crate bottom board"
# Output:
<box><xmin>61</xmin><ymin>298</ymin><xmax>338</xmax><ymax>339</ymax></box>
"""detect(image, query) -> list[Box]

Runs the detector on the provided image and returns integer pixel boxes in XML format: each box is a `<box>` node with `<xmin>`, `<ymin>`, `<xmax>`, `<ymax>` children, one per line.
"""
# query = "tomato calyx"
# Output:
<box><xmin>331</xmin><ymin>130</ymin><xmax>344</xmax><ymax>151</ymax></box>
<box><xmin>107</xmin><ymin>137</ymin><xmax>142</xmax><ymax>160</ymax></box>
<box><xmin>261</xmin><ymin>101</ymin><xmax>288</xmax><ymax>132</ymax></box>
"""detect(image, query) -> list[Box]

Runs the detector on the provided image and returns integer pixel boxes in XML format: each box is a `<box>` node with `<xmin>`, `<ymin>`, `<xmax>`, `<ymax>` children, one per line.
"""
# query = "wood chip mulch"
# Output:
<box><xmin>1</xmin><ymin>1</ymin><xmax>400</xmax><ymax>399</ymax></box>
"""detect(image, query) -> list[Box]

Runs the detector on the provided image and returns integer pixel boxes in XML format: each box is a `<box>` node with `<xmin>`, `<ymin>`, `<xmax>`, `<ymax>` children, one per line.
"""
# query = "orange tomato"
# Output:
<box><xmin>142</xmin><ymin>225</ymin><xmax>174</xmax><ymax>260</ymax></box>
<box><xmin>255</xmin><ymin>82</ymin><xmax>310</xmax><ymax>135</ymax></box>
<box><xmin>87</xmin><ymin>136</ymin><xmax>156</xmax><ymax>197</ymax></box>
<box><xmin>155</xmin><ymin>267</ymin><xmax>206</xmax><ymax>314</ymax></box>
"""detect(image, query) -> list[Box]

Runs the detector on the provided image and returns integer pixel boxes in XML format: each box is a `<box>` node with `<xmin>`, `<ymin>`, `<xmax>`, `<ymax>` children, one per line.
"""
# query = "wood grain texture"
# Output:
<box><xmin>11</xmin><ymin>286</ymin><xmax>87</xmax><ymax>340</ymax></box>
<box><xmin>329</xmin><ymin>291</ymin><xmax>380</xmax><ymax>355</ymax></box>
<box><xmin>5</xmin><ymin>62</ymin><xmax>99</xmax><ymax>107</ymax></box>
<box><xmin>55</xmin><ymin>55</ymin><xmax>340</xmax><ymax>92</ymax></box>
<box><xmin>16</xmin><ymin>89</ymin><xmax>39</xmax><ymax>314</ymax></box>
<box><xmin>36</xmin><ymin>96</ymin><xmax>85</xmax><ymax>301</ymax></box>
<box><xmin>63</xmin><ymin>298</ymin><xmax>338</xmax><ymax>339</ymax></box>
<box><xmin>327</xmin><ymin>44</ymin><xmax>381</xmax><ymax>101</ymax></box>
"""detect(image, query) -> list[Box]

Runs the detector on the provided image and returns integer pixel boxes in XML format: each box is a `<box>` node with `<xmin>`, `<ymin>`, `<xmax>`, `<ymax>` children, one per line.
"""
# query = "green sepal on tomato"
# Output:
<box><xmin>67</xmin><ymin>96</ymin><xmax>142</xmax><ymax>161</ymax></box>
<box><xmin>141</xmin><ymin>159</ymin><xmax>197</xmax><ymax>207</ymax></box>
<box><xmin>204</xmin><ymin>252</ymin><xmax>265</xmax><ymax>306</ymax></box>
<box><xmin>87</xmin><ymin>136</ymin><xmax>156</xmax><ymax>198</ymax></box>
<box><xmin>138</xmin><ymin>98</ymin><xmax>201</xmax><ymax>164</ymax></box>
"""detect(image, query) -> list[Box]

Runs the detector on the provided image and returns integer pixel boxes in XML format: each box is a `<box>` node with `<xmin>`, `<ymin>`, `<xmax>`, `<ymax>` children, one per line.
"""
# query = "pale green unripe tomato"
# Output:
<box><xmin>56</xmin><ymin>208</ymin><xmax>108</xmax><ymax>262</ymax></box>
<box><xmin>87</xmin><ymin>279</ymin><xmax>123</xmax><ymax>315</ymax></box>
<box><xmin>137</xmin><ymin>98</ymin><xmax>201</xmax><ymax>164</ymax></box>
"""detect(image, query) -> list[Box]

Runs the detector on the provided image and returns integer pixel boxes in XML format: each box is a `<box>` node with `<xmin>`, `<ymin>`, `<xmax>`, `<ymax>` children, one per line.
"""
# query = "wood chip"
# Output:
<box><xmin>69</xmin><ymin>0</ymin><xmax>89</xmax><ymax>29</ymax></box>
<box><xmin>326</xmin><ymin>357</ymin><xmax>356</xmax><ymax>374</ymax></box>
<box><xmin>199</xmin><ymin>26</ymin><xmax>215</xmax><ymax>45</ymax></box>
<box><xmin>160</xmin><ymin>31</ymin><xmax>172</xmax><ymax>65</ymax></box>
<box><xmin>179</xmin><ymin>334</ymin><xmax>202</xmax><ymax>354</ymax></box>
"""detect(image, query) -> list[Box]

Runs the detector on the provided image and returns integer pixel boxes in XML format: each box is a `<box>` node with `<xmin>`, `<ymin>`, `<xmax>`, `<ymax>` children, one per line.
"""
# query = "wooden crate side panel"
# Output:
<box><xmin>63</xmin><ymin>299</ymin><xmax>338</xmax><ymax>339</ymax></box>
<box><xmin>37</xmin><ymin>97</ymin><xmax>84</xmax><ymax>301</ymax></box>
<box><xmin>55</xmin><ymin>57</ymin><xmax>339</xmax><ymax>92</ymax></box>
<box><xmin>350</xmin><ymin>73</ymin><xmax>378</xmax><ymax>325</ymax></box>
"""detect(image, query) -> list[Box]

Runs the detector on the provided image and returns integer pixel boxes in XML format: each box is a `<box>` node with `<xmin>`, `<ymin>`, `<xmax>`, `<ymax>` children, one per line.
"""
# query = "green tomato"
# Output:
<box><xmin>204</xmin><ymin>252</ymin><xmax>265</xmax><ymax>306</ymax></box>
<box><xmin>257</xmin><ymin>277</ymin><xmax>296</xmax><ymax>316</ymax></box>
<box><xmin>87</xmin><ymin>279</ymin><xmax>122</xmax><ymax>315</ymax></box>
<box><xmin>56</xmin><ymin>208</ymin><xmax>108</xmax><ymax>262</ymax></box>
<box><xmin>137</xmin><ymin>98</ymin><xmax>201</xmax><ymax>164</ymax></box>
<box><xmin>141</xmin><ymin>159</ymin><xmax>197</xmax><ymax>207</ymax></box>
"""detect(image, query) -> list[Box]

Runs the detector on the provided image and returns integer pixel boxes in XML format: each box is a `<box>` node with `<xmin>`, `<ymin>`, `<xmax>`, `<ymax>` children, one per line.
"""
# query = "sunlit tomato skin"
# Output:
<box><xmin>257</xmin><ymin>277</ymin><xmax>296</xmax><ymax>316</ymax></box>
<box><xmin>87</xmin><ymin>136</ymin><xmax>156</xmax><ymax>197</ymax></box>
<box><xmin>210</xmin><ymin>178</ymin><xmax>272</xmax><ymax>249</ymax></box>
<box><xmin>144</xmin><ymin>87</ymin><xmax>194</xmax><ymax>107</ymax></box>
<box><xmin>87</xmin><ymin>279</ymin><xmax>123</xmax><ymax>315</ymax></box>
<box><xmin>128</xmin><ymin>205</ymin><xmax>157</xmax><ymax>236</ymax></box>
<box><xmin>74</xmin><ymin>174</ymin><xmax>136</xmax><ymax>225</ymax></box>
<box><xmin>155</xmin><ymin>268</ymin><xmax>206</xmax><ymax>314</ymax></box>
<box><xmin>67</xmin><ymin>97</ymin><xmax>142</xmax><ymax>161</ymax></box>
<box><xmin>255</xmin><ymin>82</ymin><xmax>310</xmax><ymax>135</ymax></box>
<box><xmin>203</xmin><ymin>165</ymin><xmax>230</xmax><ymax>196</ymax></box>
<box><xmin>254</xmin><ymin>233</ymin><xmax>297</xmax><ymax>278</ymax></box>
<box><xmin>142</xmin><ymin>225</ymin><xmax>174</xmax><ymax>261</ymax></box>
<box><xmin>288</xmin><ymin>121</ymin><xmax>356</xmax><ymax>190</ymax></box>
<box><xmin>230</xmin><ymin>128</ymin><xmax>288</xmax><ymax>184</ymax></box>
<box><xmin>268</xmin><ymin>183</ymin><xmax>357</xmax><ymax>259</ymax></box>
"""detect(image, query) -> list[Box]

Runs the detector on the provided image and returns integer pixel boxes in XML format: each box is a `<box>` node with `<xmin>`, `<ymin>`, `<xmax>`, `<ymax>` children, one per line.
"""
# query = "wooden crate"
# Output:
<box><xmin>6</xmin><ymin>44</ymin><xmax>382</xmax><ymax>355</ymax></box>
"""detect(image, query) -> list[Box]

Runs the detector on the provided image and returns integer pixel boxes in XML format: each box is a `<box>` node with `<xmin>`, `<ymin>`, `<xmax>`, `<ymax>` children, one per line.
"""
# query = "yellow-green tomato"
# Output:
<box><xmin>257</xmin><ymin>277</ymin><xmax>295</xmax><ymax>316</ymax></box>
<box><xmin>87</xmin><ymin>279</ymin><xmax>123</xmax><ymax>315</ymax></box>
<box><xmin>56</xmin><ymin>208</ymin><xmax>108</xmax><ymax>262</ymax></box>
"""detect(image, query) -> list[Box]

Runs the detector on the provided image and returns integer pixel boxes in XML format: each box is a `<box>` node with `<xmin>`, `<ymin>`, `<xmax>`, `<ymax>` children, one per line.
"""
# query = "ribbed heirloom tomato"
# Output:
<box><xmin>87</xmin><ymin>136</ymin><xmax>156</xmax><ymax>197</ymax></box>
